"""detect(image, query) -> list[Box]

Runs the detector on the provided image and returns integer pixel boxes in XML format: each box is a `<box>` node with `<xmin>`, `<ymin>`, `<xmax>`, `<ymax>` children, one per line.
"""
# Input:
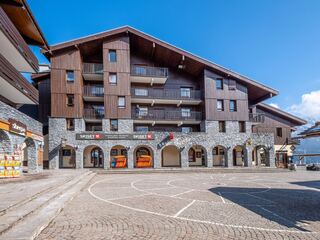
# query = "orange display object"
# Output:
<box><xmin>136</xmin><ymin>155</ymin><xmax>152</xmax><ymax>168</ymax></box>
<box><xmin>111</xmin><ymin>156</ymin><xmax>127</xmax><ymax>168</ymax></box>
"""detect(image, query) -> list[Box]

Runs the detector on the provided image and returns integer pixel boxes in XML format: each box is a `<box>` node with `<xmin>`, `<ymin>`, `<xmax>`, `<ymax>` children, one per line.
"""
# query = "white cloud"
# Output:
<box><xmin>288</xmin><ymin>90</ymin><xmax>320</xmax><ymax>123</ymax></box>
<box><xmin>269</xmin><ymin>103</ymin><xmax>279</xmax><ymax>109</ymax></box>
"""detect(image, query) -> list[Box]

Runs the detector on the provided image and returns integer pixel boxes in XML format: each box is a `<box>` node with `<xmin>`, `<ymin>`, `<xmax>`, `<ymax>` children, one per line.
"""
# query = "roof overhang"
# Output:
<box><xmin>43</xmin><ymin>26</ymin><xmax>278</xmax><ymax>102</ymax></box>
<box><xmin>257</xmin><ymin>103</ymin><xmax>307</xmax><ymax>126</ymax></box>
<box><xmin>0</xmin><ymin>0</ymin><xmax>48</xmax><ymax>49</ymax></box>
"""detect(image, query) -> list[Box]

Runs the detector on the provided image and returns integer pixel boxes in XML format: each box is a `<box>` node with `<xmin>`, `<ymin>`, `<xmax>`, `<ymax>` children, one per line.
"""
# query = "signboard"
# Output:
<box><xmin>76</xmin><ymin>133</ymin><xmax>154</xmax><ymax>141</ymax></box>
<box><xmin>157</xmin><ymin>135</ymin><xmax>171</xmax><ymax>149</ymax></box>
<box><xmin>8</xmin><ymin>119</ymin><xmax>27</xmax><ymax>136</ymax></box>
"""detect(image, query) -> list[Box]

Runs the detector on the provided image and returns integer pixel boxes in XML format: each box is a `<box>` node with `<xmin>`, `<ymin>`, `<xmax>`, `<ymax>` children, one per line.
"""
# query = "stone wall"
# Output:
<box><xmin>0</xmin><ymin>100</ymin><xmax>42</xmax><ymax>133</ymax></box>
<box><xmin>0</xmin><ymin>101</ymin><xmax>43</xmax><ymax>173</ymax></box>
<box><xmin>48</xmin><ymin>118</ymin><xmax>275</xmax><ymax>169</ymax></box>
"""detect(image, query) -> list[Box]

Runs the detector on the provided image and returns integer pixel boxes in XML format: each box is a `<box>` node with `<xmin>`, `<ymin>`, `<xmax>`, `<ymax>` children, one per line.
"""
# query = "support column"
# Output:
<box><xmin>75</xmin><ymin>149</ymin><xmax>83</xmax><ymax>169</ymax></box>
<box><xmin>103</xmin><ymin>149</ymin><xmax>110</xmax><ymax>170</ymax></box>
<box><xmin>127</xmin><ymin>148</ymin><xmax>134</xmax><ymax>169</ymax></box>
<box><xmin>154</xmin><ymin>148</ymin><xmax>162</xmax><ymax>168</ymax></box>
<box><xmin>227</xmin><ymin>148</ymin><xmax>233</xmax><ymax>167</ymax></box>
<box><xmin>181</xmin><ymin>148</ymin><xmax>189</xmax><ymax>168</ymax></box>
<box><xmin>246</xmin><ymin>147</ymin><xmax>253</xmax><ymax>167</ymax></box>
<box><xmin>206</xmin><ymin>147</ymin><xmax>213</xmax><ymax>168</ymax></box>
<box><xmin>268</xmin><ymin>147</ymin><xmax>276</xmax><ymax>167</ymax></box>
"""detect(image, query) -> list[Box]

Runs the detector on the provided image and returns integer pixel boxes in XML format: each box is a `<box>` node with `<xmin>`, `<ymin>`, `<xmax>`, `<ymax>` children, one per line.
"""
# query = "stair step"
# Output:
<box><xmin>0</xmin><ymin>171</ymin><xmax>94</xmax><ymax>239</ymax></box>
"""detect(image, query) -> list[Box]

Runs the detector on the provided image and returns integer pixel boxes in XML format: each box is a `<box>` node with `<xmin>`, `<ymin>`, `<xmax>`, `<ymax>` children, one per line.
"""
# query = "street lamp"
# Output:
<box><xmin>61</xmin><ymin>138</ymin><xmax>67</xmax><ymax>148</ymax></box>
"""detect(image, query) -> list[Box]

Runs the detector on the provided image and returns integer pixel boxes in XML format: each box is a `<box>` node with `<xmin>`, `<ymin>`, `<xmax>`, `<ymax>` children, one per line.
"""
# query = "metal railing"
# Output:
<box><xmin>84</xmin><ymin>108</ymin><xmax>104</xmax><ymax>119</ymax></box>
<box><xmin>131</xmin><ymin>88</ymin><xmax>202</xmax><ymax>100</ymax></box>
<box><xmin>249</xmin><ymin>113</ymin><xmax>265</xmax><ymax>123</ymax></box>
<box><xmin>83</xmin><ymin>63</ymin><xmax>103</xmax><ymax>74</ymax></box>
<box><xmin>83</xmin><ymin>85</ymin><xmax>104</xmax><ymax>97</ymax></box>
<box><xmin>131</xmin><ymin>65</ymin><xmax>168</xmax><ymax>78</ymax></box>
<box><xmin>132</xmin><ymin>109</ymin><xmax>202</xmax><ymax>121</ymax></box>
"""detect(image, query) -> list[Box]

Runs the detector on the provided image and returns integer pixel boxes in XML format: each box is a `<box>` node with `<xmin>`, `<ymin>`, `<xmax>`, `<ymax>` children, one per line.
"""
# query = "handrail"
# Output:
<box><xmin>132</xmin><ymin>109</ymin><xmax>202</xmax><ymax>121</ymax></box>
<box><xmin>131</xmin><ymin>88</ymin><xmax>202</xmax><ymax>100</ymax></box>
<box><xmin>84</xmin><ymin>108</ymin><xmax>104</xmax><ymax>119</ymax></box>
<box><xmin>83</xmin><ymin>63</ymin><xmax>103</xmax><ymax>74</ymax></box>
<box><xmin>131</xmin><ymin>65</ymin><xmax>168</xmax><ymax>78</ymax></box>
<box><xmin>83</xmin><ymin>85</ymin><xmax>104</xmax><ymax>97</ymax></box>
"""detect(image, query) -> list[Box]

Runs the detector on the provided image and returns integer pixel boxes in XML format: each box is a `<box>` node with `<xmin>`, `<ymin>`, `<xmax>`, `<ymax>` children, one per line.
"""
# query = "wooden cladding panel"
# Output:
<box><xmin>103</xmin><ymin>37</ymin><xmax>131</xmax><ymax>119</ymax></box>
<box><xmin>51</xmin><ymin>50</ymin><xmax>82</xmax><ymax>70</ymax></box>
<box><xmin>205</xmin><ymin>99</ymin><xmax>249</xmax><ymax>121</ymax></box>
<box><xmin>252</xmin><ymin>108</ymin><xmax>293</xmax><ymax>145</ymax></box>
<box><xmin>104</xmin><ymin>72</ymin><xmax>130</xmax><ymax>95</ymax></box>
<box><xmin>51</xmin><ymin>93</ymin><xmax>83</xmax><ymax>118</ymax></box>
<box><xmin>105</xmin><ymin>95</ymin><xmax>131</xmax><ymax>119</ymax></box>
<box><xmin>204</xmin><ymin>69</ymin><xmax>249</xmax><ymax>121</ymax></box>
<box><xmin>50</xmin><ymin>49</ymin><xmax>83</xmax><ymax>117</ymax></box>
<box><xmin>51</xmin><ymin>69</ymin><xmax>82</xmax><ymax>94</ymax></box>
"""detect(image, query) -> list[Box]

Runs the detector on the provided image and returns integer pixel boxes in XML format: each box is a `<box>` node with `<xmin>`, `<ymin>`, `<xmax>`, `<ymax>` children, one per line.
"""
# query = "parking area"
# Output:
<box><xmin>37</xmin><ymin>171</ymin><xmax>320</xmax><ymax>240</ymax></box>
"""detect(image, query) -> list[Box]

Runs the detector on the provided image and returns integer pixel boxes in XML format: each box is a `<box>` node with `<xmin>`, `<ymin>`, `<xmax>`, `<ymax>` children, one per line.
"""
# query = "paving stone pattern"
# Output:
<box><xmin>37</xmin><ymin>171</ymin><xmax>320</xmax><ymax>240</ymax></box>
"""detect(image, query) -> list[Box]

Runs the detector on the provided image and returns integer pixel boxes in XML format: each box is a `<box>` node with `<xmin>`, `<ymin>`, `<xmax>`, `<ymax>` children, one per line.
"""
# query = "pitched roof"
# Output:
<box><xmin>43</xmin><ymin>25</ymin><xmax>279</xmax><ymax>102</ymax></box>
<box><xmin>257</xmin><ymin>103</ymin><xmax>307</xmax><ymax>126</ymax></box>
<box><xmin>299</xmin><ymin>122</ymin><xmax>320</xmax><ymax>137</ymax></box>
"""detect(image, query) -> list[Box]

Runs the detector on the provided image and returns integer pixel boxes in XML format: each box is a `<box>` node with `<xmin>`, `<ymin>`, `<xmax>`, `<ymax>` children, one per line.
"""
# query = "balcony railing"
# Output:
<box><xmin>84</xmin><ymin>108</ymin><xmax>104</xmax><ymax>119</ymax></box>
<box><xmin>249</xmin><ymin>113</ymin><xmax>265</xmax><ymax>123</ymax></box>
<box><xmin>83</xmin><ymin>63</ymin><xmax>103</xmax><ymax>74</ymax></box>
<box><xmin>83</xmin><ymin>85</ymin><xmax>104</xmax><ymax>97</ymax></box>
<box><xmin>131</xmin><ymin>88</ymin><xmax>202</xmax><ymax>100</ymax></box>
<box><xmin>131</xmin><ymin>65</ymin><xmax>168</xmax><ymax>78</ymax></box>
<box><xmin>132</xmin><ymin>109</ymin><xmax>202</xmax><ymax>121</ymax></box>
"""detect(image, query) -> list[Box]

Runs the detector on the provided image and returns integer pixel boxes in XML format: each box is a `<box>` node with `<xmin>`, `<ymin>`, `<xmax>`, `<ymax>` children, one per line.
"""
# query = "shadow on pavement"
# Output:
<box><xmin>209</xmin><ymin>186</ymin><xmax>320</xmax><ymax>232</ymax></box>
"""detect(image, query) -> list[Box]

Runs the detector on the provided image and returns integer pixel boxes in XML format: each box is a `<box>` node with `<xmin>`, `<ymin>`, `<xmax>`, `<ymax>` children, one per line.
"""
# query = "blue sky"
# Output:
<box><xmin>29</xmin><ymin>0</ymin><xmax>320</xmax><ymax>122</ymax></box>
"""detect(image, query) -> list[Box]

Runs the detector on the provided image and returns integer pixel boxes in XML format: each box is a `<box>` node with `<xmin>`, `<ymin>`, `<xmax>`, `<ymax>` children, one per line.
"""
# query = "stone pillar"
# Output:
<box><xmin>227</xmin><ymin>148</ymin><xmax>233</xmax><ymax>167</ymax></box>
<box><xmin>127</xmin><ymin>148</ymin><xmax>134</xmax><ymax>169</ymax></box>
<box><xmin>268</xmin><ymin>147</ymin><xmax>276</xmax><ymax>167</ymax></box>
<box><xmin>206</xmin><ymin>147</ymin><xmax>213</xmax><ymax>168</ymax></box>
<box><xmin>181</xmin><ymin>148</ymin><xmax>189</xmax><ymax>168</ymax></box>
<box><xmin>154</xmin><ymin>148</ymin><xmax>161</xmax><ymax>168</ymax></box>
<box><xmin>246</xmin><ymin>147</ymin><xmax>253</xmax><ymax>167</ymax></box>
<box><xmin>103</xmin><ymin>149</ymin><xmax>110</xmax><ymax>170</ymax></box>
<box><xmin>75</xmin><ymin>149</ymin><xmax>83</xmax><ymax>169</ymax></box>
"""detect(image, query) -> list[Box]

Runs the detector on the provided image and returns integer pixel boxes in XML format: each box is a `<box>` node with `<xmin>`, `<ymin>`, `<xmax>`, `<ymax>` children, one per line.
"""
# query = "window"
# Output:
<box><xmin>66</xmin><ymin>70</ymin><xmax>74</xmax><ymax>82</ymax></box>
<box><xmin>66</xmin><ymin>94</ymin><xmax>74</xmax><ymax>106</ymax></box>
<box><xmin>135</xmin><ymin>126</ymin><xmax>149</xmax><ymax>132</ymax></box>
<box><xmin>219</xmin><ymin>121</ymin><xmax>226</xmax><ymax>133</ymax></box>
<box><xmin>135</xmin><ymin>88</ymin><xmax>148</xmax><ymax>96</ymax></box>
<box><xmin>110</xmin><ymin>119</ymin><xmax>118</xmax><ymax>131</ymax></box>
<box><xmin>66</xmin><ymin>118</ymin><xmax>75</xmax><ymax>131</ymax></box>
<box><xmin>229</xmin><ymin>100</ymin><xmax>237</xmax><ymax>112</ymax></box>
<box><xmin>118</xmin><ymin>96</ymin><xmax>125</xmax><ymax>108</ymax></box>
<box><xmin>276</xmin><ymin>127</ymin><xmax>282</xmax><ymax>137</ymax></box>
<box><xmin>228</xmin><ymin>79</ymin><xmax>236</xmax><ymax>90</ymax></box>
<box><xmin>181</xmin><ymin>127</ymin><xmax>192</xmax><ymax>133</ymax></box>
<box><xmin>62</xmin><ymin>149</ymin><xmax>71</xmax><ymax>156</ymax></box>
<box><xmin>109</xmin><ymin>73</ymin><xmax>117</xmax><ymax>85</ymax></box>
<box><xmin>138</xmin><ymin>107</ymin><xmax>148</xmax><ymax>116</ymax></box>
<box><xmin>181</xmin><ymin>108</ymin><xmax>191</xmax><ymax>117</ymax></box>
<box><xmin>239</xmin><ymin>121</ymin><xmax>246</xmax><ymax>133</ymax></box>
<box><xmin>216</xmin><ymin>79</ymin><xmax>223</xmax><ymax>90</ymax></box>
<box><xmin>108</xmin><ymin>50</ymin><xmax>117</xmax><ymax>62</ymax></box>
<box><xmin>217</xmin><ymin>99</ymin><xmax>224</xmax><ymax>111</ymax></box>
<box><xmin>180</xmin><ymin>87</ymin><xmax>191</xmax><ymax>98</ymax></box>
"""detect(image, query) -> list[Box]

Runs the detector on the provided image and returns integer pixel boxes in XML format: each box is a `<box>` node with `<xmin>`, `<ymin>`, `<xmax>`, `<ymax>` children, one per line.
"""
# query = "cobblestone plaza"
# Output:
<box><xmin>37</xmin><ymin>171</ymin><xmax>320</xmax><ymax>240</ymax></box>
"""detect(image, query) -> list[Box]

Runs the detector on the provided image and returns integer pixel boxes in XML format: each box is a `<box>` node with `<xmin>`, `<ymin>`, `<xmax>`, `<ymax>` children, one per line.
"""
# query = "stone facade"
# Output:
<box><xmin>48</xmin><ymin>117</ymin><xmax>275</xmax><ymax>170</ymax></box>
<box><xmin>0</xmin><ymin>100</ymin><xmax>43</xmax><ymax>173</ymax></box>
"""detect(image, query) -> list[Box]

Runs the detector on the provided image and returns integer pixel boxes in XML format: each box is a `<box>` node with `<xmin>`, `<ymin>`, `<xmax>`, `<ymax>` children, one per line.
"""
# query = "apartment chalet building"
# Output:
<box><xmin>39</xmin><ymin>26</ymin><xmax>306</xmax><ymax>170</ymax></box>
<box><xmin>0</xmin><ymin>1</ymin><xmax>48</xmax><ymax>172</ymax></box>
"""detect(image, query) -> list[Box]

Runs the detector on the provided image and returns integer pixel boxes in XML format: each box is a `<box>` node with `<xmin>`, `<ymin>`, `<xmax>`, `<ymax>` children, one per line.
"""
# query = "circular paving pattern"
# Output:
<box><xmin>37</xmin><ymin>172</ymin><xmax>320</xmax><ymax>240</ymax></box>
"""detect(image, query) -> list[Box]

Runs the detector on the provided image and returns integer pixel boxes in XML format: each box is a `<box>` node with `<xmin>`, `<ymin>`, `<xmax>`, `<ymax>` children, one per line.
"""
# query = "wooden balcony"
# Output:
<box><xmin>131</xmin><ymin>88</ymin><xmax>202</xmax><ymax>106</ymax></box>
<box><xmin>83</xmin><ymin>85</ymin><xmax>104</xmax><ymax>102</ymax></box>
<box><xmin>130</xmin><ymin>65</ymin><xmax>168</xmax><ymax>85</ymax></box>
<box><xmin>83</xmin><ymin>108</ymin><xmax>104</xmax><ymax>122</ymax></box>
<box><xmin>83</xmin><ymin>63</ymin><xmax>103</xmax><ymax>81</ymax></box>
<box><xmin>249</xmin><ymin>113</ymin><xmax>265</xmax><ymax>124</ymax></box>
<box><xmin>132</xmin><ymin>109</ymin><xmax>202</xmax><ymax>125</ymax></box>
